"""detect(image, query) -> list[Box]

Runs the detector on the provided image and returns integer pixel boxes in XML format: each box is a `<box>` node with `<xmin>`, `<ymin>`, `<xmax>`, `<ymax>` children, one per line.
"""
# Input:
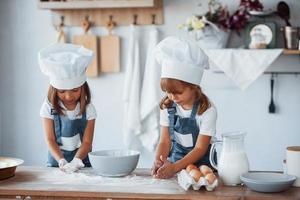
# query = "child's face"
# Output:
<box><xmin>166</xmin><ymin>86</ymin><xmax>195</xmax><ymax>106</ymax></box>
<box><xmin>161</xmin><ymin>78</ymin><xmax>197</xmax><ymax>106</ymax></box>
<box><xmin>57</xmin><ymin>86</ymin><xmax>81</xmax><ymax>107</ymax></box>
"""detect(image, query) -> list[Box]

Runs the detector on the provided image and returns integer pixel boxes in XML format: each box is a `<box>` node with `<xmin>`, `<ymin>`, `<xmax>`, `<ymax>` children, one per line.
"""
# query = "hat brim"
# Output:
<box><xmin>50</xmin><ymin>75</ymin><xmax>86</xmax><ymax>90</ymax></box>
<box><xmin>161</xmin><ymin>60</ymin><xmax>204</xmax><ymax>85</ymax></box>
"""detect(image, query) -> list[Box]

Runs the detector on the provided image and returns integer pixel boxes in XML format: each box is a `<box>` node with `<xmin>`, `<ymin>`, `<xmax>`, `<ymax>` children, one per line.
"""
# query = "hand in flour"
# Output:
<box><xmin>61</xmin><ymin>157</ymin><xmax>84</xmax><ymax>173</ymax></box>
<box><xmin>58</xmin><ymin>158</ymin><xmax>68</xmax><ymax>169</ymax></box>
<box><xmin>151</xmin><ymin>155</ymin><xmax>164</xmax><ymax>176</ymax></box>
<box><xmin>154</xmin><ymin>156</ymin><xmax>176</xmax><ymax>179</ymax></box>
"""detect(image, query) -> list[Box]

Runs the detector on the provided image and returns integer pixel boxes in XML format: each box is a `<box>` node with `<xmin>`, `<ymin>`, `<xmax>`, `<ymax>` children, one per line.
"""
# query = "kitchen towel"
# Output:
<box><xmin>204</xmin><ymin>49</ymin><xmax>283</xmax><ymax>90</ymax></box>
<box><xmin>123</xmin><ymin>25</ymin><xmax>142</xmax><ymax>150</ymax></box>
<box><xmin>139</xmin><ymin>27</ymin><xmax>162</xmax><ymax>151</ymax></box>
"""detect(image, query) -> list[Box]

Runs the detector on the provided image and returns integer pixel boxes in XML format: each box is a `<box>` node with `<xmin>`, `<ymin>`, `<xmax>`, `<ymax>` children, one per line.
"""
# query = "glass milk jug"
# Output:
<box><xmin>209</xmin><ymin>131</ymin><xmax>249</xmax><ymax>186</ymax></box>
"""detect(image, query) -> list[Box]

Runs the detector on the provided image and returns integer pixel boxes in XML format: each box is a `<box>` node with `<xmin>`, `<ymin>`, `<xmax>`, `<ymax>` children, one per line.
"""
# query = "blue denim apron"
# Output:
<box><xmin>47</xmin><ymin>108</ymin><xmax>91</xmax><ymax>167</ymax></box>
<box><xmin>167</xmin><ymin>101</ymin><xmax>214</xmax><ymax>167</ymax></box>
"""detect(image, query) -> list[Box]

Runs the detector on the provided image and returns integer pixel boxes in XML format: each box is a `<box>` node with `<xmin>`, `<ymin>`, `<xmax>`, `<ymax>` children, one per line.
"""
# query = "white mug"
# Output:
<box><xmin>286</xmin><ymin>146</ymin><xmax>300</xmax><ymax>187</ymax></box>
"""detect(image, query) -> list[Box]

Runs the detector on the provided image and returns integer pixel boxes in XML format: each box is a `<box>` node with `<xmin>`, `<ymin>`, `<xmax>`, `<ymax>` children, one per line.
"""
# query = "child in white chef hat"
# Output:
<box><xmin>39</xmin><ymin>43</ymin><xmax>97</xmax><ymax>173</ymax></box>
<box><xmin>151</xmin><ymin>36</ymin><xmax>217</xmax><ymax>179</ymax></box>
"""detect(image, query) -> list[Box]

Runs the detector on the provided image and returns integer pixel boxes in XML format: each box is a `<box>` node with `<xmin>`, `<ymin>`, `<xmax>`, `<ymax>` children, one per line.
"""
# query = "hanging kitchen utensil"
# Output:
<box><xmin>56</xmin><ymin>16</ymin><xmax>66</xmax><ymax>43</ymax></box>
<box><xmin>276</xmin><ymin>1</ymin><xmax>291</xmax><ymax>26</ymax></box>
<box><xmin>100</xmin><ymin>15</ymin><xmax>120</xmax><ymax>73</ymax></box>
<box><xmin>268</xmin><ymin>74</ymin><xmax>276</xmax><ymax>113</ymax></box>
<box><xmin>73</xmin><ymin>16</ymin><xmax>99</xmax><ymax>77</ymax></box>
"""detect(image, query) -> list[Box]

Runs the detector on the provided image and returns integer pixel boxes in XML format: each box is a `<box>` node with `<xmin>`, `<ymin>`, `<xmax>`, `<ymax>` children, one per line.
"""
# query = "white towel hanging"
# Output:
<box><xmin>204</xmin><ymin>49</ymin><xmax>283</xmax><ymax>90</ymax></box>
<box><xmin>140</xmin><ymin>27</ymin><xmax>161</xmax><ymax>120</ymax></box>
<box><xmin>139</xmin><ymin>26</ymin><xmax>162</xmax><ymax>151</ymax></box>
<box><xmin>123</xmin><ymin>25</ymin><xmax>142</xmax><ymax>149</ymax></box>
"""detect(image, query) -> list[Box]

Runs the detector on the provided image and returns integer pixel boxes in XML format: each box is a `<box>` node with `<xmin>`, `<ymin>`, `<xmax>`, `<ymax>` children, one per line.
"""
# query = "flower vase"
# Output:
<box><xmin>190</xmin><ymin>25</ymin><xmax>230</xmax><ymax>49</ymax></box>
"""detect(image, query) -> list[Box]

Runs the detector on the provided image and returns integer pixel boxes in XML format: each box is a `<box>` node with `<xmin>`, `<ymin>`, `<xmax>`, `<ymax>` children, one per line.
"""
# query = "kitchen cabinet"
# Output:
<box><xmin>0</xmin><ymin>166</ymin><xmax>299</xmax><ymax>200</ymax></box>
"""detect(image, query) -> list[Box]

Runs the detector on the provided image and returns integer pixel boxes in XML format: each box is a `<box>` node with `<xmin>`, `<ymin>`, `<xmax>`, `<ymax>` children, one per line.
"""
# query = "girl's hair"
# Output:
<box><xmin>159</xmin><ymin>78</ymin><xmax>211</xmax><ymax>115</ymax></box>
<box><xmin>47</xmin><ymin>82</ymin><xmax>91</xmax><ymax>115</ymax></box>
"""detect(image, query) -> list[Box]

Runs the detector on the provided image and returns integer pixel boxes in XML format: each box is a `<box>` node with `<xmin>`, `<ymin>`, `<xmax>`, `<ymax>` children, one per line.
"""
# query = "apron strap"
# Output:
<box><xmin>51</xmin><ymin>108</ymin><xmax>62</xmax><ymax>146</ymax></box>
<box><xmin>167</xmin><ymin>102</ymin><xmax>177</xmax><ymax>141</ymax></box>
<box><xmin>79</xmin><ymin>112</ymin><xmax>87</xmax><ymax>141</ymax></box>
<box><xmin>190</xmin><ymin>101</ymin><xmax>200</xmax><ymax>119</ymax></box>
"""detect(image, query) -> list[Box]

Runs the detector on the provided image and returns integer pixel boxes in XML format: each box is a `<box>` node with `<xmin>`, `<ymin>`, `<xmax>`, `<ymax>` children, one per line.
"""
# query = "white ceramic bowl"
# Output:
<box><xmin>88</xmin><ymin>150</ymin><xmax>140</xmax><ymax>177</ymax></box>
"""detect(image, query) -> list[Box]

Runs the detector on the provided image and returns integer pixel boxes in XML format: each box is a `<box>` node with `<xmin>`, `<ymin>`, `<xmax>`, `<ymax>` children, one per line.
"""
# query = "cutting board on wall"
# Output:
<box><xmin>100</xmin><ymin>33</ymin><xmax>120</xmax><ymax>73</ymax></box>
<box><xmin>99</xmin><ymin>17</ymin><xmax>121</xmax><ymax>73</ymax></box>
<box><xmin>73</xmin><ymin>35</ymin><xmax>99</xmax><ymax>77</ymax></box>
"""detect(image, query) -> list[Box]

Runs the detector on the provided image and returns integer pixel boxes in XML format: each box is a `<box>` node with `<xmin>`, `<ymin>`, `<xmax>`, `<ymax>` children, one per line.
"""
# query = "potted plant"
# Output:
<box><xmin>178</xmin><ymin>0</ymin><xmax>264</xmax><ymax>49</ymax></box>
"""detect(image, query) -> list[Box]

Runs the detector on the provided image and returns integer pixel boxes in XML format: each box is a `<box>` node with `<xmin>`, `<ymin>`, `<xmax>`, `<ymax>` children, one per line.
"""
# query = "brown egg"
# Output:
<box><xmin>189</xmin><ymin>169</ymin><xmax>203</xmax><ymax>182</ymax></box>
<box><xmin>205</xmin><ymin>173</ymin><xmax>216</xmax><ymax>184</ymax></box>
<box><xmin>186</xmin><ymin>164</ymin><xmax>198</xmax><ymax>173</ymax></box>
<box><xmin>199</xmin><ymin>165</ymin><xmax>213</xmax><ymax>175</ymax></box>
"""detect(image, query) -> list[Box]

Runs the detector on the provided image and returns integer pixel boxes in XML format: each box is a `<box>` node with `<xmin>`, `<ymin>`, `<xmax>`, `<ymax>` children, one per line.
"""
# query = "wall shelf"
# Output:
<box><xmin>283</xmin><ymin>49</ymin><xmax>300</xmax><ymax>55</ymax></box>
<box><xmin>37</xmin><ymin>0</ymin><xmax>164</xmax><ymax>26</ymax></box>
<box><xmin>37</xmin><ymin>0</ymin><xmax>157</xmax><ymax>9</ymax></box>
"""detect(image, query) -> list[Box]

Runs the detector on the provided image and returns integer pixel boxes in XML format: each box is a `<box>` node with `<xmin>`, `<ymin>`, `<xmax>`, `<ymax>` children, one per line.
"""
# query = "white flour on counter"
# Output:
<box><xmin>38</xmin><ymin>168</ymin><xmax>178</xmax><ymax>188</ymax></box>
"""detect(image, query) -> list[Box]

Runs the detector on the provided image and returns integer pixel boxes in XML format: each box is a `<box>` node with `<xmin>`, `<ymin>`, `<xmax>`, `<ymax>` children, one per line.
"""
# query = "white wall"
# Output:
<box><xmin>0</xmin><ymin>109</ymin><xmax>2</xmax><ymax>154</ymax></box>
<box><xmin>0</xmin><ymin>0</ymin><xmax>299</xmax><ymax>171</ymax></box>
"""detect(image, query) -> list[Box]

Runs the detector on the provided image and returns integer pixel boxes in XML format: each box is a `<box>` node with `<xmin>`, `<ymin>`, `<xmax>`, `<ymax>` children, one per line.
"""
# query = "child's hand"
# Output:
<box><xmin>61</xmin><ymin>158</ymin><xmax>84</xmax><ymax>173</ymax></box>
<box><xmin>154</xmin><ymin>156</ymin><xmax>176</xmax><ymax>179</ymax></box>
<box><xmin>151</xmin><ymin>155</ymin><xmax>164</xmax><ymax>176</ymax></box>
<box><xmin>58</xmin><ymin>158</ymin><xmax>68</xmax><ymax>169</ymax></box>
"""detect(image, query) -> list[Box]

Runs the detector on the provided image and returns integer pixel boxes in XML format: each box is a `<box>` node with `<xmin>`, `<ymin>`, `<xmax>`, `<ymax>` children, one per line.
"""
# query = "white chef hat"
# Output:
<box><xmin>38</xmin><ymin>43</ymin><xmax>93</xmax><ymax>90</ymax></box>
<box><xmin>154</xmin><ymin>36</ymin><xmax>209</xmax><ymax>85</ymax></box>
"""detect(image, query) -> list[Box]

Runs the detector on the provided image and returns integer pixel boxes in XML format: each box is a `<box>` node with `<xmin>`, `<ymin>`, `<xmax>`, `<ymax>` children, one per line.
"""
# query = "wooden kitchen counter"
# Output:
<box><xmin>0</xmin><ymin>166</ymin><xmax>299</xmax><ymax>200</ymax></box>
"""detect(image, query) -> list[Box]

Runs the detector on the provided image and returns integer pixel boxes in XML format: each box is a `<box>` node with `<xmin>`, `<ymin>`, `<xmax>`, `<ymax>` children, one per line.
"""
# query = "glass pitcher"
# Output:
<box><xmin>209</xmin><ymin>131</ymin><xmax>249</xmax><ymax>186</ymax></box>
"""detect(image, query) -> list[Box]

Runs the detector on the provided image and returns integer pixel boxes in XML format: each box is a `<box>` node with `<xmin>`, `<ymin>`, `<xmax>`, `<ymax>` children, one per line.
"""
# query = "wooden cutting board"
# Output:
<box><xmin>73</xmin><ymin>35</ymin><xmax>99</xmax><ymax>77</ymax></box>
<box><xmin>100</xmin><ymin>34</ymin><xmax>120</xmax><ymax>73</ymax></box>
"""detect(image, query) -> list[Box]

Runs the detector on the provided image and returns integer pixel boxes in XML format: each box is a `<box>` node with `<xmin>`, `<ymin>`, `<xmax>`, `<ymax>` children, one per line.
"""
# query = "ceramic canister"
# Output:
<box><xmin>286</xmin><ymin>146</ymin><xmax>300</xmax><ymax>187</ymax></box>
